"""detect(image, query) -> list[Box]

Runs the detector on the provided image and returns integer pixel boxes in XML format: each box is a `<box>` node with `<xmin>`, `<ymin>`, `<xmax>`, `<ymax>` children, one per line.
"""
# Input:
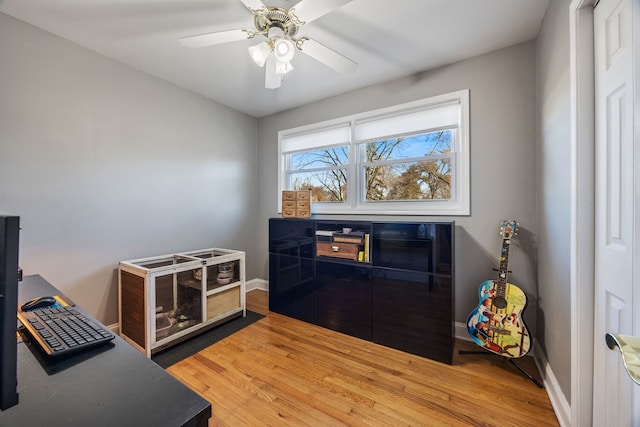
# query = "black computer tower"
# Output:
<box><xmin>0</xmin><ymin>215</ymin><xmax>20</xmax><ymax>410</ymax></box>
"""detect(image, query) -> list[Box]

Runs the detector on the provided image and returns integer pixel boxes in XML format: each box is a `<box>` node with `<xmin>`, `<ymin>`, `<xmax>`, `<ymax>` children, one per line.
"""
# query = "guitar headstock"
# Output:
<box><xmin>500</xmin><ymin>219</ymin><xmax>518</xmax><ymax>239</ymax></box>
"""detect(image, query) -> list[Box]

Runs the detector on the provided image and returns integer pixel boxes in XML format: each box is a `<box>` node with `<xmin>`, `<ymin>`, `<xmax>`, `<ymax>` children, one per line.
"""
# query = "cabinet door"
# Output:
<box><xmin>372</xmin><ymin>222</ymin><xmax>453</xmax><ymax>274</ymax></box>
<box><xmin>314</xmin><ymin>260</ymin><xmax>372</xmax><ymax>341</ymax></box>
<box><xmin>269</xmin><ymin>218</ymin><xmax>314</xmax><ymax>259</ymax></box>
<box><xmin>372</xmin><ymin>268</ymin><xmax>453</xmax><ymax>364</ymax></box>
<box><xmin>269</xmin><ymin>254</ymin><xmax>314</xmax><ymax>323</ymax></box>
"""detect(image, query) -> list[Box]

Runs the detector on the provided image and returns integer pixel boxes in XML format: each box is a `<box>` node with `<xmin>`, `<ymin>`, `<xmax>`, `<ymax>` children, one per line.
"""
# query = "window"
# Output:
<box><xmin>362</xmin><ymin>130</ymin><xmax>453</xmax><ymax>202</ymax></box>
<box><xmin>278</xmin><ymin>90</ymin><xmax>469</xmax><ymax>215</ymax></box>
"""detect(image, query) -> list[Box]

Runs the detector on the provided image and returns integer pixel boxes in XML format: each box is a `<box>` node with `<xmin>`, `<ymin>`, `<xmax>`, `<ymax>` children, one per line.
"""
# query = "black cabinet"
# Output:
<box><xmin>269</xmin><ymin>254</ymin><xmax>314</xmax><ymax>323</ymax></box>
<box><xmin>268</xmin><ymin>218</ymin><xmax>454</xmax><ymax>364</ymax></box>
<box><xmin>372</xmin><ymin>269</ymin><xmax>453</xmax><ymax>364</ymax></box>
<box><xmin>371</xmin><ymin>222</ymin><xmax>453</xmax><ymax>275</ymax></box>
<box><xmin>314</xmin><ymin>260</ymin><xmax>372</xmax><ymax>341</ymax></box>
<box><xmin>268</xmin><ymin>219</ymin><xmax>315</xmax><ymax>323</ymax></box>
<box><xmin>371</xmin><ymin>222</ymin><xmax>454</xmax><ymax>364</ymax></box>
<box><xmin>372</xmin><ymin>223</ymin><xmax>432</xmax><ymax>272</ymax></box>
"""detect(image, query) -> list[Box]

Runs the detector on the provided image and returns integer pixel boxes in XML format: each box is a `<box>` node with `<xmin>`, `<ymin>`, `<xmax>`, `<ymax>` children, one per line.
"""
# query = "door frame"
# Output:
<box><xmin>569</xmin><ymin>1</ymin><xmax>596</xmax><ymax>426</ymax></box>
<box><xmin>570</xmin><ymin>0</ymin><xmax>640</xmax><ymax>426</ymax></box>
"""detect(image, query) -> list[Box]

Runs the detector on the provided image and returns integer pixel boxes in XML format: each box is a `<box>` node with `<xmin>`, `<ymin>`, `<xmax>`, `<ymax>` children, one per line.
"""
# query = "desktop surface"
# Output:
<box><xmin>0</xmin><ymin>275</ymin><xmax>211</xmax><ymax>427</ymax></box>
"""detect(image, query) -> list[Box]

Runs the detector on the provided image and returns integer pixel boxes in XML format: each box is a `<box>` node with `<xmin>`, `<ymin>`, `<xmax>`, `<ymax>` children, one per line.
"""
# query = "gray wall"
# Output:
<box><xmin>0</xmin><ymin>13</ymin><xmax>258</xmax><ymax>326</ymax></box>
<box><xmin>536</xmin><ymin>0</ymin><xmax>572</xmax><ymax>400</ymax></box>
<box><xmin>257</xmin><ymin>41</ymin><xmax>539</xmax><ymax>336</ymax></box>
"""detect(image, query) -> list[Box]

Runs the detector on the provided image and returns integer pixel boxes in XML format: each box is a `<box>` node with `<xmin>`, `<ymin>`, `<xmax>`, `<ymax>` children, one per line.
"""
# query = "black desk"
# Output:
<box><xmin>0</xmin><ymin>275</ymin><xmax>211</xmax><ymax>427</ymax></box>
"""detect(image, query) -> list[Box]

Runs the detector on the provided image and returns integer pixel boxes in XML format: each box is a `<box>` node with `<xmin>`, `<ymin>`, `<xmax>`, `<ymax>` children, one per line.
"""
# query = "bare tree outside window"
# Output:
<box><xmin>366</xmin><ymin>130</ymin><xmax>452</xmax><ymax>201</ymax></box>
<box><xmin>288</xmin><ymin>130</ymin><xmax>452</xmax><ymax>203</ymax></box>
<box><xmin>290</xmin><ymin>146</ymin><xmax>348</xmax><ymax>202</ymax></box>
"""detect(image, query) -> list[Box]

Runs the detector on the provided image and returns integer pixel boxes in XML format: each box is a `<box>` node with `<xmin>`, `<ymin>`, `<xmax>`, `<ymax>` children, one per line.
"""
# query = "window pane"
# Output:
<box><xmin>290</xmin><ymin>146</ymin><xmax>349</xmax><ymax>171</ymax></box>
<box><xmin>290</xmin><ymin>170</ymin><xmax>348</xmax><ymax>202</ymax></box>
<box><xmin>364</xmin><ymin>130</ymin><xmax>452</xmax><ymax>162</ymax></box>
<box><xmin>364</xmin><ymin>159</ymin><xmax>451</xmax><ymax>201</ymax></box>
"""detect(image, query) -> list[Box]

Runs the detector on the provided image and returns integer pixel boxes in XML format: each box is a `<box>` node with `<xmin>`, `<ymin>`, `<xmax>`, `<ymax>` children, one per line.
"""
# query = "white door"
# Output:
<box><xmin>593</xmin><ymin>0</ymin><xmax>637</xmax><ymax>425</ymax></box>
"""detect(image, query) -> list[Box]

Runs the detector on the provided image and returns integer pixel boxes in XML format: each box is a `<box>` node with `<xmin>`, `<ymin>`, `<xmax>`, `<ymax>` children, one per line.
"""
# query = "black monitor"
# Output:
<box><xmin>0</xmin><ymin>215</ymin><xmax>20</xmax><ymax>410</ymax></box>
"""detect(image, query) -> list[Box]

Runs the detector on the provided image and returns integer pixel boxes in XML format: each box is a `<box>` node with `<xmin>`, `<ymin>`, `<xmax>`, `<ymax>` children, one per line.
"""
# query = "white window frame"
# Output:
<box><xmin>278</xmin><ymin>89</ymin><xmax>470</xmax><ymax>216</ymax></box>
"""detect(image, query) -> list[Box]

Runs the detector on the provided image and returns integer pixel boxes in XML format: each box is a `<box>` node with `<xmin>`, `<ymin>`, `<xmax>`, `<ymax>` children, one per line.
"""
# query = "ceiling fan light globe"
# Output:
<box><xmin>275</xmin><ymin>60</ymin><xmax>293</xmax><ymax>75</ymax></box>
<box><xmin>248</xmin><ymin>41</ymin><xmax>271</xmax><ymax>67</ymax></box>
<box><xmin>273</xmin><ymin>38</ymin><xmax>295</xmax><ymax>63</ymax></box>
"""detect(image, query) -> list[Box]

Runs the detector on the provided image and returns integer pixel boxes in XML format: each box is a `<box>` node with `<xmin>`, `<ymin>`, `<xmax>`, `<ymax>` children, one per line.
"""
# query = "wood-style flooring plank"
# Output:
<box><xmin>167</xmin><ymin>290</ymin><xmax>559</xmax><ymax>427</ymax></box>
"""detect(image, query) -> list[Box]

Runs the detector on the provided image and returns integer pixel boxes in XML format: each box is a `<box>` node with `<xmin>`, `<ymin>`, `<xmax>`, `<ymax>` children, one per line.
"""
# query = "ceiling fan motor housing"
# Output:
<box><xmin>254</xmin><ymin>7</ymin><xmax>300</xmax><ymax>40</ymax></box>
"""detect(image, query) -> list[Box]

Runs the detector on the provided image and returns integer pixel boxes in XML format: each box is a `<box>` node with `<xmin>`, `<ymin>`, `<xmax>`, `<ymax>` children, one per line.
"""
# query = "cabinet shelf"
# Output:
<box><xmin>314</xmin><ymin>221</ymin><xmax>371</xmax><ymax>263</ymax></box>
<box><xmin>315</xmin><ymin>255</ymin><xmax>372</xmax><ymax>266</ymax></box>
<box><xmin>206</xmin><ymin>281</ymin><xmax>241</xmax><ymax>296</ymax></box>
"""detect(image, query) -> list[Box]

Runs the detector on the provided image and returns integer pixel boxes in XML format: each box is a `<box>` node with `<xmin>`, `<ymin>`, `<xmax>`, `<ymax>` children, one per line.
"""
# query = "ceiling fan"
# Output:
<box><xmin>178</xmin><ymin>0</ymin><xmax>357</xmax><ymax>89</ymax></box>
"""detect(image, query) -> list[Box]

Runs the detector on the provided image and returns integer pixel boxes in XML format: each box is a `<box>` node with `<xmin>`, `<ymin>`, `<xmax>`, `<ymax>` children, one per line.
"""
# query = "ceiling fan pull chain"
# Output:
<box><xmin>295</xmin><ymin>37</ymin><xmax>308</xmax><ymax>51</ymax></box>
<box><xmin>243</xmin><ymin>29</ymin><xmax>257</xmax><ymax>39</ymax></box>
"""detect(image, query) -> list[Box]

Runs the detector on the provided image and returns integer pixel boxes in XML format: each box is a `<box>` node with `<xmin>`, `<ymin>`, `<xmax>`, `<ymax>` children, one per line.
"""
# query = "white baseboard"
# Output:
<box><xmin>454</xmin><ymin>320</ymin><xmax>472</xmax><ymax>342</ymax></box>
<box><xmin>532</xmin><ymin>342</ymin><xmax>571</xmax><ymax>427</ymax></box>
<box><xmin>245</xmin><ymin>278</ymin><xmax>268</xmax><ymax>292</ymax></box>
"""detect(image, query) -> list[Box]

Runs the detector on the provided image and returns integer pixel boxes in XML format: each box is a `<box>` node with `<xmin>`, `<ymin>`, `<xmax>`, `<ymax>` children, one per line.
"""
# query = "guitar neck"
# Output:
<box><xmin>496</xmin><ymin>237</ymin><xmax>510</xmax><ymax>295</ymax></box>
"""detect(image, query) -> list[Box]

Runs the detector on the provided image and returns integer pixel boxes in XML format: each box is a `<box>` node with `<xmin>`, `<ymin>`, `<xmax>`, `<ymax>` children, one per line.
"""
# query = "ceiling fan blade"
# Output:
<box><xmin>298</xmin><ymin>38</ymin><xmax>357</xmax><ymax>74</ymax></box>
<box><xmin>178</xmin><ymin>29</ymin><xmax>248</xmax><ymax>48</ymax></box>
<box><xmin>264</xmin><ymin>55</ymin><xmax>282</xmax><ymax>89</ymax></box>
<box><xmin>290</xmin><ymin>0</ymin><xmax>354</xmax><ymax>24</ymax></box>
<box><xmin>240</xmin><ymin>0</ymin><xmax>267</xmax><ymax>13</ymax></box>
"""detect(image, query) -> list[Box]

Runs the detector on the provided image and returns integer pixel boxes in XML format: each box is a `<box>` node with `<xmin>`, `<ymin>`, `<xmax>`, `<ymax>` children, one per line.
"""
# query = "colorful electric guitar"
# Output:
<box><xmin>466</xmin><ymin>220</ymin><xmax>531</xmax><ymax>358</ymax></box>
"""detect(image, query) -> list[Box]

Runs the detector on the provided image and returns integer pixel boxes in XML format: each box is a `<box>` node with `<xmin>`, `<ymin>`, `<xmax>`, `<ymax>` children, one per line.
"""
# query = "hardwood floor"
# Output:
<box><xmin>167</xmin><ymin>290</ymin><xmax>559</xmax><ymax>426</ymax></box>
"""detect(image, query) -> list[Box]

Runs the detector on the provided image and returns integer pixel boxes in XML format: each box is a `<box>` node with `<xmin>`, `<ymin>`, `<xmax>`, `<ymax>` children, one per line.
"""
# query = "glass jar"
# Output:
<box><xmin>216</xmin><ymin>262</ymin><xmax>234</xmax><ymax>285</ymax></box>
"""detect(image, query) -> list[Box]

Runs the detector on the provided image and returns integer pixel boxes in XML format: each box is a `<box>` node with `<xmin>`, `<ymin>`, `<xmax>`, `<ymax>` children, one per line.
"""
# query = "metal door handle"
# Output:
<box><xmin>606</xmin><ymin>333</ymin><xmax>640</xmax><ymax>385</ymax></box>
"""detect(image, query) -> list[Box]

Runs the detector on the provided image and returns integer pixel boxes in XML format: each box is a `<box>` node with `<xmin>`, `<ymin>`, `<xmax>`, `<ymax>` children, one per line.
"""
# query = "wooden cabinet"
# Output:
<box><xmin>119</xmin><ymin>248</ymin><xmax>245</xmax><ymax>357</ymax></box>
<box><xmin>269</xmin><ymin>218</ymin><xmax>455</xmax><ymax>364</ymax></box>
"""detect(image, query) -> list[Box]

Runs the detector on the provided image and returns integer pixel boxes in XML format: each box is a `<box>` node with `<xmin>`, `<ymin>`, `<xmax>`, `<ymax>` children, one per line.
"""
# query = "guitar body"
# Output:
<box><xmin>466</xmin><ymin>279</ymin><xmax>530</xmax><ymax>358</ymax></box>
<box><xmin>466</xmin><ymin>219</ymin><xmax>531</xmax><ymax>358</ymax></box>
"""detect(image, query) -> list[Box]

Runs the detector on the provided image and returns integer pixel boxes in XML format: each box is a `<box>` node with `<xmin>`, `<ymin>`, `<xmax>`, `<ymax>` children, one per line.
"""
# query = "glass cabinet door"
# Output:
<box><xmin>153</xmin><ymin>265</ymin><xmax>204</xmax><ymax>343</ymax></box>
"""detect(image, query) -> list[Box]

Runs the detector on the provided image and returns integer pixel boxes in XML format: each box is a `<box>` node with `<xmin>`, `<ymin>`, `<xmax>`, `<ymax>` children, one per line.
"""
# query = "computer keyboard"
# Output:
<box><xmin>18</xmin><ymin>305</ymin><xmax>115</xmax><ymax>358</ymax></box>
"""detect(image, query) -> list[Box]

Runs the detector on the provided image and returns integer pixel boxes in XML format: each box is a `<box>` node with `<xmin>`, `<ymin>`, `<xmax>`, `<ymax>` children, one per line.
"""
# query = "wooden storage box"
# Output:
<box><xmin>282</xmin><ymin>190</ymin><xmax>312</xmax><ymax>218</ymax></box>
<box><xmin>316</xmin><ymin>241</ymin><xmax>359</xmax><ymax>261</ymax></box>
<box><xmin>332</xmin><ymin>232</ymin><xmax>364</xmax><ymax>244</ymax></box>
<box><xmin>282</xmin><ymin>191</ymin><xmax>297</xmax><ymax>201</ymax></box>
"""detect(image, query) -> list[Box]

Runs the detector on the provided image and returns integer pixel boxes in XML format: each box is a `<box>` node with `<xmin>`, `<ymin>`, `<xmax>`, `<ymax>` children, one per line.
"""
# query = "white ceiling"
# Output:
<box><xmin>0</xmin><ymin>0</ymin><xmax>550</xmax><ymax>118</ymax></box>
